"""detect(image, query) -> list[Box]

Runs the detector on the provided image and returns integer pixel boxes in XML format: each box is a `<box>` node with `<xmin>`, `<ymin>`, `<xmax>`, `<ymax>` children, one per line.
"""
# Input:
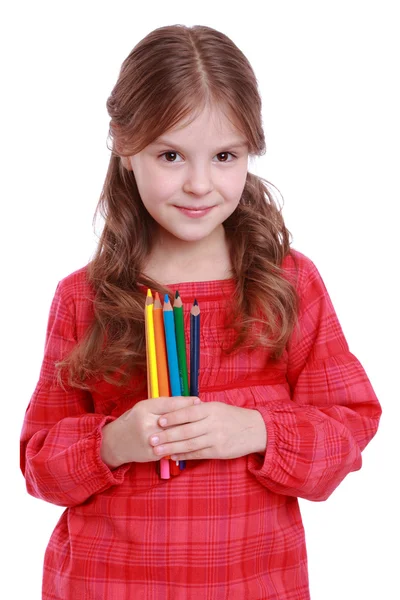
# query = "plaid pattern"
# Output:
<box><xmin>20</xmin><ymin>249</ymin><xmax>381</xmax><ymax>600</ymax></box>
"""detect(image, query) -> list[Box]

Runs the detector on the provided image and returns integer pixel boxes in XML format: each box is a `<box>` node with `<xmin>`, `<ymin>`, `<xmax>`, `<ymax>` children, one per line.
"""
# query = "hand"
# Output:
<box><xmin>148</xmin><ymin>401</ymin><xmax>267</xmax><ymax>461</ymax></box>
<box><xmin>100</xmin><ymin>396</ymin><xmax>201</xmax><ymax>468</ymax></box>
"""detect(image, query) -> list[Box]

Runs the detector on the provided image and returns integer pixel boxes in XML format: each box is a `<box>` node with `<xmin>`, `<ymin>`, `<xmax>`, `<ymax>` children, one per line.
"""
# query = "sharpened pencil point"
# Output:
<box><xmin>194</xmin><ymin>298</ymin><xmax>198</xmax><ymax>306</ymax></box>
<box><xmin>164</xmin><ymin>294</ymin><xmax>170</xmax><ymax>304</ymax></box>
<box><xmin>155</xmin><ymin>291</ymin><xmax>160</xmax><ymax>301</ymax></box>
<box><xmin>147</xmin><ymin>288</ymin><xmax>152</xmax><ymax>297</ymax></box>
<box><xmin>175</xmin><ymin>290</ymin><xmax>180</xmax><ymax>299</ymax></box>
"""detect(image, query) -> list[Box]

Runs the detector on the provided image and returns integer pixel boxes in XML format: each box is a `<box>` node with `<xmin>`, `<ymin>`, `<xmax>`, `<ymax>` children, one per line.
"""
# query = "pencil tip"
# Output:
<box><xmin>147</xmin><ymin>288</ymin><xmax>152</xmax><ymax>297</ymax></box>
<box><xmin>175</xmin><ymin>290</ymin><xmax>180</xmax><ymax>299</ymax></box>
<box><xmin>194</xmin><ymin>298</ymin><xmax>198</xmax><ymax>306</ymax></box>
<box><xmin>155</xmin><ymin>291</ymin><xmax>160</xmax><ymax>300</ymax></box>
<box><xmin>164</xmin><ymin>294</ymin><xmax>170</xmax><ymax>304</ymax></box>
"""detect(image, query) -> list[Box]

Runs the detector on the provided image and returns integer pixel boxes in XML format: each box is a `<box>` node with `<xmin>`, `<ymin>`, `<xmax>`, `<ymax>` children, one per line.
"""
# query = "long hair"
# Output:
<box><xmin>57</xmin><ymin>24</ymin><xmax>300</xmax><ymax>389</ymax></box>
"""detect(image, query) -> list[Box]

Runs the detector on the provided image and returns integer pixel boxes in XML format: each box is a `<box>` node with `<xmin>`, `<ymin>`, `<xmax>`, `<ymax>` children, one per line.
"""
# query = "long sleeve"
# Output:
<box><xmin>247</xmin><ymin>257</ymin><xmax>382</xmax><ymax>501</ymax></box>
<box><xmin>20</xmin><ymin>280</ymin><xmax>131</xmax><ymax>508</ymax></box>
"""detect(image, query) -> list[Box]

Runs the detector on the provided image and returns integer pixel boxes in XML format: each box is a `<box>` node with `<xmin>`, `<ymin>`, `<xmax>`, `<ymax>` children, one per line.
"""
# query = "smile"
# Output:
<box><xmin>175</xmin><ymin>206</ymin><xmax>215</xmax><ymax>218</ymax></box>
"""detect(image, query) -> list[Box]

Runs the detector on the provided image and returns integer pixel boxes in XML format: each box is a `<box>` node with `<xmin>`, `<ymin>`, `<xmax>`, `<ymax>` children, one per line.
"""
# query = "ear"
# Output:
<box><xmin>121</xmin><ymin>156</ymin><xmax>132</xmax><ymax>171</ymax></box>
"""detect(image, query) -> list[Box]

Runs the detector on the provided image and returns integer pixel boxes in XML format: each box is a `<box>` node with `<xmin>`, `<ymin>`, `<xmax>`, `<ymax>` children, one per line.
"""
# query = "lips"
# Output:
<box><xmin>175</xmin><ymin>206</ymin><xmax>214</xmax><ymax>211</ymax></box>
<box><xmin>174</xmin><ymin>205</ymin><xmax>215</xmax><ymax>219</ymax></box>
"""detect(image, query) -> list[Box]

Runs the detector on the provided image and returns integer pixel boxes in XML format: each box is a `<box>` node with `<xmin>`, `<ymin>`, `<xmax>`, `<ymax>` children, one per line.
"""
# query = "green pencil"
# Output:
<box><xmin>173</xmin><ymin>291</ymin><xmax>189</xmax><ymax>396</ymax></box>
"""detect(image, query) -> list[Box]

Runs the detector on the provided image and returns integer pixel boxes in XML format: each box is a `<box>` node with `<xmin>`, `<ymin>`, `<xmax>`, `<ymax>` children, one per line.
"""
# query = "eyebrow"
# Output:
<box><xmin>152</xmin><ymin>138</ymin><xmax>248</xmax><ymax>150</ymax></box>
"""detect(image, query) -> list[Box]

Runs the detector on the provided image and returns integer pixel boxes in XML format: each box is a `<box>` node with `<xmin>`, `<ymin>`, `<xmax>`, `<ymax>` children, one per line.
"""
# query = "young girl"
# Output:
<box><xmin>20</xmin><ymin>24</ymin><xmax>381</xmax><ymax>600</ymax></box>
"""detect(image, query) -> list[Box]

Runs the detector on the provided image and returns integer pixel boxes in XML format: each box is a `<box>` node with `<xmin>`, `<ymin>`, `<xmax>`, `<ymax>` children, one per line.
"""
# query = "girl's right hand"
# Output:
<box><xmin>100</xmin><ymin>396</ymin><xmax>200</xmax><ymax>469</ymax></box>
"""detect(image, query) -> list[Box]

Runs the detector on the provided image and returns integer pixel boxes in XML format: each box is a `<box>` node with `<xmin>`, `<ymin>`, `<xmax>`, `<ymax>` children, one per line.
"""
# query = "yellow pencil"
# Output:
<box><xmin>145</xmin><ymin>290</ymin><xmax>170</xmax><ymax>479</ymax></box>
<box><xmin>144</xmin><ymin>303</ymin><xmax>151</xmax><ymax>396</ymax></box>
<box><xmin>145</xmin><ymin>290</ymin><xmax>159</xmax><ymax>397</ymax></box>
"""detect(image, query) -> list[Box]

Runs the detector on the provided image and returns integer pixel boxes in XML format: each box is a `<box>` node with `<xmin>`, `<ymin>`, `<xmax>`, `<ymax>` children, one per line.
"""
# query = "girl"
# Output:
<box><xmin>20</xmin><ymin>24</ymin><xmax>381</xmax><ymax>600</ymax></box>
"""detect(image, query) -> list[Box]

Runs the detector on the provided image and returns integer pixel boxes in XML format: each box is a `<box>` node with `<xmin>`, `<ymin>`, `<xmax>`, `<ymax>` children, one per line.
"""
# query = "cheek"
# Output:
<box><xmin>221</xmin><ymin>165</ymin><xmax>247</xmax><ymax>195</ymax></box>
<box><xmin>223</xmin><ymin>183</ymin><xmax>245</xmax><ymax>207</ymax></box>
<box><xmin>237</xmin><ymin>164</ymin><xmax>249</xmax><ymax>190</ymax></box>
<box><xmin>137</xmin><ymin>171</ymin><xmax>174</xmax><ymax>208</ymax></box>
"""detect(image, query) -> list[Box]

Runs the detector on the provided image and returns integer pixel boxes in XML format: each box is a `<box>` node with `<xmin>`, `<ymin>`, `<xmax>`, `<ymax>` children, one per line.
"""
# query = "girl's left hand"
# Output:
<box><xmin>148</xmin><ymin>401</ymin><xmax>267</xmax><ymax>461</ymax></box>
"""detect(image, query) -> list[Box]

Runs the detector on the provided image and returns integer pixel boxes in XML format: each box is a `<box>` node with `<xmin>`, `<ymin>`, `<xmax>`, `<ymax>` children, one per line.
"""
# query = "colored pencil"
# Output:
<box><xmin>145</xmin><ymin>290</ymin><xmax>159</xmax><ymax>397</ymax></box>
<box><xmin>163</xmin><ymin>294</ymin><xmax>182</xmax><ymax>476</ymax></box>
<box><xmin>163</xmin><ymin>295</ymin><xmax>182</xmax><ymax>396</ymax></box>
<box><xmin>144</xmin><ymin>304</ymin><xmax>151</xmax><ymax>400</ymax></box>
<box><xmin>173</xmin><ymin>291</ymin><xmax>189</xmax><ymax>470</ymax></box>
<box><xmin>145</xmin><ymin>290</ymin><xmax>170</xmax><ymax>479</ymax></box>
<box><xmin>153</xmin><ymin>292</ymin><xmax>171</xmax><ymax>479</ymax></box>
<box><xmin>190</xmin><ymin>299</ymin><xmax>200</xmax><ymax>397</ymax></box>
<box><xmin>153</xmin><ymin>293</ymin><xmax>171</xmax><ymax>397</ymax></box>
<box><xmin>173</xmin><ymin>291</ymin><xmax>189</xmax><ymax>396</ymax></box>
<box><xmin>146</xmin><ymin>291</ymin><xmax>199</xmax><ymax>478</ymax></box>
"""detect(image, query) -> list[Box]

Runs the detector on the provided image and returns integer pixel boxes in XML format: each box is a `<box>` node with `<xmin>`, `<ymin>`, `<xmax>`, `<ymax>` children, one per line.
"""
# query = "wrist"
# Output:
<box><xmin>250</xmin><ymin>409</ymin><xmax>267</xmax><ymax>455</ymax></box>
<box><xmin>100</xmin><ymin>421</ymin><xmax>124</xmax><ymax>469</ymax></box>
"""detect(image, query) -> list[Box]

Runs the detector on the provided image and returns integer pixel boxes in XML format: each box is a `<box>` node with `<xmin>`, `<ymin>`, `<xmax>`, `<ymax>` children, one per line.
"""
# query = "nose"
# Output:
<box><xmin>183</xmin><ymin>163</ymin><xmax>214</xmax><ymax>196</ymax></box>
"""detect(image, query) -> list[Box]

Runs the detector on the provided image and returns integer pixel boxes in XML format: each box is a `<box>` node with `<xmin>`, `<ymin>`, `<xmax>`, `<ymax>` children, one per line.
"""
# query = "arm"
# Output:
<box><xmin>247</xmin><ymin>257</ymin><xmax>382</xmax><ymax>501</ymax></box>
<box><xmin>20</xmin><ymin>279</ymin><xmax>131</xmax><ymax>508</ymax></box>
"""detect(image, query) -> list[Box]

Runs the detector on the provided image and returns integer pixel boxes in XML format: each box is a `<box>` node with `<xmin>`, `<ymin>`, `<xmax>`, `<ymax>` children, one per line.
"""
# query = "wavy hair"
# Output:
<box><xmin>57</xmin><ymin>24</ymin><xmax>300</xmax><ymax>389</ymax></box>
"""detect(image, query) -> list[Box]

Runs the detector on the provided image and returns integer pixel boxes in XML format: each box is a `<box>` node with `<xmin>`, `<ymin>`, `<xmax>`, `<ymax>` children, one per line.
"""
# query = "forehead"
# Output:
<box><xmin>152</xmin><ymin>104</ymin><xmax>248</xmax><ymax>148</ymax></box>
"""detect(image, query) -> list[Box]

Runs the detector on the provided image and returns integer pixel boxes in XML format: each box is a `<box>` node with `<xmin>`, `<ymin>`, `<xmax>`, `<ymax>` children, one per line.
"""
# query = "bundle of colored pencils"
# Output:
<box><xmin>145</xmin><ymin>290</ymin><xmax>200</xmax><ymax>480</ymax></box>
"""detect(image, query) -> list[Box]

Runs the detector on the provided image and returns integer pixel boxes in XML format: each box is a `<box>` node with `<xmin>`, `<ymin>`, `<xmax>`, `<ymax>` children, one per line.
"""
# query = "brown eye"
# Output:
<box><xmin>164</xmin><ymin>152</ymin><xmax>178</xmax><ymax>162</ymax></box>
<box><xmin>217</xmin><ymin>152</ymin><xmax>234</xmax><ymax>162</ymax></box>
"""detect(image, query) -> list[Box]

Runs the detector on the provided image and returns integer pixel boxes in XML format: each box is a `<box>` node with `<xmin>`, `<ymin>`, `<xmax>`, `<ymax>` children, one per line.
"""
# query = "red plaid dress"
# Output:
<box><xmin>20</xmin><ymin>249</ymin><xmax>381</xmax><ymax>599</ymax></box>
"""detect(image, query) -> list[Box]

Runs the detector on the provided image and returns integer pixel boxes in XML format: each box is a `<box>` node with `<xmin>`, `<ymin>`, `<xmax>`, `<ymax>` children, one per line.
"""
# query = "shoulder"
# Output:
<box><xmin>54</xmin><ymin>264</ymin><xmax>95</xmax><ymax>313</ymax></box>
<box><xmin>281</xmin><ymin>247</ymin><xmax>322</xmax><ymax>292</ymax></box>
<box><xmin>47</xmin><ymin>265</ymin><xmax>96</xmax><ymax>339</ymax></box>
<box><xmin>282</xmin><ymin>248</ymin><xmax>340</xmax><ymax>327</ymax></box>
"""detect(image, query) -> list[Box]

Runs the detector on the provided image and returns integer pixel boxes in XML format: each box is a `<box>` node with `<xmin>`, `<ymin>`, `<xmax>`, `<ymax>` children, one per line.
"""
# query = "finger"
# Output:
<box><xmin>150</xmin><ymin>396</ymin><xmax>200</xmax><ymax>415</ymax></box>
<box><xmin>170</xmin><ymin>448</ymin><xmax>212</xmax><ymax>461</ymax></box>
<box><xmin>149</xmin><ymin>420</ymin><xmax>205</xmax><ymax>447</ymax></box>
<box><xmin>152</xmin><ymin>434</ymin><xmax>210</xmax><ymax>458</ymax></box>
<box><xmin>158</xmin><ymin>403</ymin><xmax>205</xmax><ymax>428</ymax></box>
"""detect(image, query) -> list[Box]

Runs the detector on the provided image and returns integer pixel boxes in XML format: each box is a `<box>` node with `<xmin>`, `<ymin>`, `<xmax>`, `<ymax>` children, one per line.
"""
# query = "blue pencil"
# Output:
<box><xmin>163</xmin><ymin>294</ymin><xmax>185</xmax><ymax>473</ymax></box>
<box><xmin>162</xmin><ymin>295</ymin><xmax>181</xmax><ymax>396</ymax></box>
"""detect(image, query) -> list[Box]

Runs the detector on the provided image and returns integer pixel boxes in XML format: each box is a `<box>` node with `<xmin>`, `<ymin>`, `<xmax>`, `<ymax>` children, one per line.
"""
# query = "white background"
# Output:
<box><xmin>2</xmin><ymin>1</ymin><xmax>399</xmax><ymax>598</ymax></box>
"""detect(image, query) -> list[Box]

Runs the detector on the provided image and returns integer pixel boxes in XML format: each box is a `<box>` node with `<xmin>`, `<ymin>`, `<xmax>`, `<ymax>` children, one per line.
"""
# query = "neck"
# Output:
<box><xmin>143</xmin><ymin>225</ymin><xmax>232</xmax><ymax>284</ymax></box>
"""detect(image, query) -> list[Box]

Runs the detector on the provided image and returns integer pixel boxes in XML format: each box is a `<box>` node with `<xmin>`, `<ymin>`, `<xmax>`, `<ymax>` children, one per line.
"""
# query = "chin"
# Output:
<box><xmin>175</xmin><ymin>228</ymin><xmax>219</xmax><ymax>242</ymax></box>
<box><xmin>174</xmin><ymin>233</ymin><xmax>210</xmax><ymax>243</ymax></box>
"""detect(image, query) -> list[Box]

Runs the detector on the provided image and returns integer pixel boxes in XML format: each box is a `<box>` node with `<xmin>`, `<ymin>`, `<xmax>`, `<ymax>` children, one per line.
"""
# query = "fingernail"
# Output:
<box><xmin>193</xmin><ymin>398</ymin><xmax>201</xmax><ymax>405</ymax></box>
<box><xmin>159</xmin><ymin>418</ymin><xmax>167</xmax><ymax>426</ymax></box>
<box><xmin>151</xmin><ymin>436</ymin><xmax>159</xmax><ymax>445</ymax></box>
